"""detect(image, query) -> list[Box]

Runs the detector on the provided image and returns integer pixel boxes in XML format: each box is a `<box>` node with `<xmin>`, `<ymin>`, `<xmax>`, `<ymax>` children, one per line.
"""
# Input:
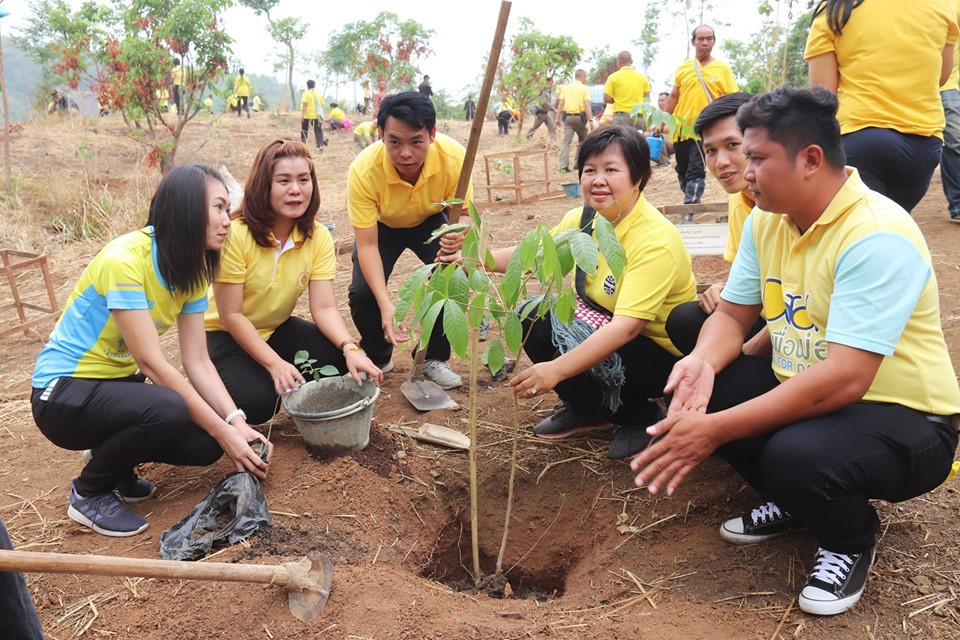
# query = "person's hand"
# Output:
<box><xmin>437</xmin><ymin>225</ymin><xmax>468</xmax><ymax>260</ymax></box>
<box><xmin>699</xmin><ymin>282</ymin><xmax>725</xmax><ymax>314</ymax></box>
<box><xmin>629</xmin><ymin>411</ymin><xmax>719</xmax><ymax>495</ymax></box>
<box><xmin>219</xmin><ymin>422</ymin><xmax>272</xmax><ymax>479</ymax></box>
<box><xmin>509</xmin><ymin>362</ymin><xmax>562</xmax><ymax>399</ymax></box>
<box><xmin>267</xmin><ymin>359</ymin><xmax>305</xmax><ymax>395</ymax></box>
<box><xmin>380</xmin><ymin>302</ymin><xmax>409</xmax><ymax>346</ymax></box>
<box><xmin>436</xmin><ymin>249</ymin><xmax>461</xmax><ymax>264</ymax></box>
<box><xmin>344</xmin><ymin>349</ymin><xmax>383</xmax><ymax>386</ymax></box>
<box><xmin>663</xmin><ymin>355</ymin><xmax>715</xmax><ymax>414</ymax></box>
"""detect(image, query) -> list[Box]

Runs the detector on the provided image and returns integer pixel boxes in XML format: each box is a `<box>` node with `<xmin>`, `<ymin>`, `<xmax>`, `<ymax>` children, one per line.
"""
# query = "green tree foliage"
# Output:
<box><xmin>722</xmin><ymin>2</ymin><xmax>808</xmax><ymax>93</ymax></box>
<box><xmin>21</xmin><ymin>0</ymin><xmax>232</xmax><ymax>172</ymax></box>
<box><xmin>323</xmin><ymin>12</ymin><xmax>434</xmax><ymax>91</ymax></box>
<box><xmin>634</xmin><ymin>3</ymin><xmax>661</xmax><ymax>74</ymax></box>
<box><xmin>237</xmin><ymin>1</ymin><xmax>308</xmax><ymax>109</ymax></box>
<box><xmin>585</xmin><ymin>47</ymin><xmax>617</xmax><ymax>84</ymax></box>
<box><xmin>497</xmin><ymin>18</ymin><xmax>582</xmax><ymax>138</ymax></box>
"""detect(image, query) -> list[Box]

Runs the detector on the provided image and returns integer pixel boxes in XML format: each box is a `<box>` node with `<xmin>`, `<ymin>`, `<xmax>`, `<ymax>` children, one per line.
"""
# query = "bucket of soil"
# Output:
<box><xmin>282</xmin><ymin>377</ymin><xmax>380</xmax><ymax>451</ymax></box>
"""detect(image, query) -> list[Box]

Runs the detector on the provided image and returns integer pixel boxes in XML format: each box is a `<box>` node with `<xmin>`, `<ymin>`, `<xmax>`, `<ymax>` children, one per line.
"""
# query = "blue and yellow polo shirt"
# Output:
<box><xmin>724</xmin><ymin>191</ymin><xmax>755</xmax><ymax>264</ymax></box>
<box><xmin>32</xmin><ymin>227</ymin><xmax>208</xmax><ymax>388</ymax></box>
<box><xmin>723</xmin><ymin>169</ymin><xmax>960</xmax><ymax>415</ymax></box>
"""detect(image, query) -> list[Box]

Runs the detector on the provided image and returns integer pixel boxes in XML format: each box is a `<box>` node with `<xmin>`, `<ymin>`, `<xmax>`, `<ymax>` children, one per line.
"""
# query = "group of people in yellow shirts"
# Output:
<box><xmin>19</xmin><ymin>3</ymin><xmax>960</xmax><ymax>630</ymax></box>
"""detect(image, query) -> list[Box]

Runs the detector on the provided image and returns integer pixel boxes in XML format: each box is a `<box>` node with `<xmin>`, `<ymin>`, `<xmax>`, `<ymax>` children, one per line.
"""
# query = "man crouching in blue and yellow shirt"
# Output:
<box><xmin>631</xmin><ymin>86</ymin><xmax>960</xmax><ymax>617</ymax></box>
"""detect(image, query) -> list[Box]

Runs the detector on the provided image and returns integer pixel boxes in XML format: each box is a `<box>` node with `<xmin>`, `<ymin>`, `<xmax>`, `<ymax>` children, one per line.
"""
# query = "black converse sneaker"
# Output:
<box><xmin>720</xmin><ymin>501</ymin><xmax>804</xmax><ymax>544</ymax></box>
<box><xmin>799</xmin><ymin>546</ymin><xmax>875</xmax><ymax>616</ymax></box>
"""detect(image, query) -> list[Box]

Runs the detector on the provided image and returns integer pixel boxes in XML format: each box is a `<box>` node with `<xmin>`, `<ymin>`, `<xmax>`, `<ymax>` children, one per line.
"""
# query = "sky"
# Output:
<box><xmin>1</xmin><ymin>0</ymin><xmax>786</xmax><ymax>102</ymax></box>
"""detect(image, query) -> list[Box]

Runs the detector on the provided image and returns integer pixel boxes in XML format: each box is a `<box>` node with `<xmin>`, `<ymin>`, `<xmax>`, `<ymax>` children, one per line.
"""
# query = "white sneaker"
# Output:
<box><xmin>379</xmin><ymin>359</ymin><xmax>394</xmax><ymax>374</ymax></box>
<box><xmin>799</xmin><ymin>546</ymin><xmax>875</xmax><ymax>616</ymax></box>
<box><xmin>81</xmin><ymin>449</ymin><xmax>93</xmax><ymax>463</ymax></box>
<box><xmin>422</xmin><ymin>359</ymin><xmax>462</xmax><ymax>389</ymax></box>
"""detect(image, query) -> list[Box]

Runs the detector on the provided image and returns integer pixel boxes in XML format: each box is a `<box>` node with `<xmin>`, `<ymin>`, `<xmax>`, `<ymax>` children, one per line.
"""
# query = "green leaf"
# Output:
<box><xmin>518</xmin><ymin>295</ymin><xmax>544</xmax><ymax>321</ymax></box>
<box><xmin>504</xmin><ymin>312</ymin><xmax>523</xmax><ymax>355</ymax></box>
<box><xmin>500</xmin><ymin>251</ymin><xmax>525</xmax><ymax>309</ymax></box>
<box><xmin>468</xmin><ymin>293</ymin><xmax>486</xmax><ymax>328</ymax></box>
<box><xmin>485</xmin><ymin>248</ymin><xmax>497</xmax><ymax>271</ymax></box>
<box><xmin>425</xmin><ymin>222</ymin><xmax>469</xmax><ymax>245</ymax></box>
<box><xmin>434</xmin><ymin>198</ymin><xmax>464</xmax><ymax>207</ymax></box>
<box><xmin>395</xmin><ymin>263</ymin><xmax>436</xmax><ymax>322</ymax></box>
<box><xmin>556</xmin><ymin>242</ymin><xmax>574</xmax><ymax>276</ymax></box>
<box><xmin>538</xmin><ymin>226</ymin><xmax>563</xmax><ymax>288</ymax></box>
<box><xmin>538</xmin><ymin>292</ymin><xmax>557</xmax><ymax>317</ymax></box>
<box><xmin>467</xmin><ymin>200</ymin><xmax>481</xmax><ymax>228</ymax></box>
<box><xmin>569</xmin><ymin>231</ymin><xmax>598</xmax><ymax>277</ymax></box>
<box><xmin>294</xmin><ymin>350</ymin><xmax>309</xmax><ymax>365</ymax></box>
<box><xmin>555</xmin><ymin>288</ymin><xmax>577</xmax><ymax>325</ymax></box>
<box><xmin>419</xmin><ymin>298</ymin><xmax>445</xmax><ymax>350</ymax></box>
<box><xmin>594</xmin><ymin>215</ymin><xmax>626</xmax><ymax>281</ymax></box>
<box><xmin>461</xmin><ymin>227</ymin><xmax>479</xmax><ymax>262</ymax></box>
<box><xmin>318</xmin><ymin>365</ymin><xmax>340</xmax><ymax>377</ymax></box>
<box><xmin>469</xmin><ymin>268</ymin><xmax>489</xmax><ymax>293</ymax></box>
<box><xmin>486</xmin><ymin>339</ymin><xmax>506</xmax><ymax>376</ymax></box>
<box><xmin>414</xmin><ymin>289</ymin><xmax>436</xmax><ymax>324</ymax></box>
<box><xmin>429</xmin><ymin>266</ymin><xmax>450</xmax><ymax>298</ymax></box>
<box><xmin>551</xmin><ymin>228</ymin><xmax>579</xmax><ymax>248</ymax></box>
<box><xmin>442</xmin><ymin>299</ymin><xmax>469</xmax><ymax>358</ymax></box>
<box><xmin>448</xmin><ymin>267</ymin><xmax>470</xmax><ymax>307</ymax></box>
<box><xmin>515</xmin><ymin>229</ymin><xmax>540</xmax><ymax>269</ymax></box>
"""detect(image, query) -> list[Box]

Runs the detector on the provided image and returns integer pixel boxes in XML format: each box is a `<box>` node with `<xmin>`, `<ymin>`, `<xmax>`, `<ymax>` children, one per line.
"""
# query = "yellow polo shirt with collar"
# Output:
<box><xmin>354</xmin><ymin>121</ymin><xmax>377</xmax><ymax>137</ymax></box>
<box><xmin>723</xmin><ymin>168</ymin><xmax>960</xmax><ymax>415</ymax></box>
<box><xmin>805</xmin><ymin>0</ymin><xmax>958</xmax><ymax>138</ymax></box>
<box><xmin>560</xmin><ymin>80</ymin><xmax>589</xmax><ymax>114</ymax></box>
<box><xmin>724</xmin><ymin>191</ymin><xmax>755</xmax><ymax>263</ymax></box>
<box><xmin>603</xmin><ymin>66</ymin><xmax>651</xmax><ymax>113</ymax></box>
<box><xmin>347</xmin><ymin>133</ymin><xmax>473</xmax><ymax>229</ymax></box>
<box><xmin>330</xmin><ymin>107</ymin><xmax>346</xmax><ymax>121</ymax></box>
<box><xmin>205</xmin><ymin>219</ymin><xmax>336</xmax><ymax>340</ymax></box>
<box><xmin>551</xmin><ymin>196</ymin><xmax>698</xmax><ymax>356</ymax></box>
<box><xmin>234</xmin><ymin>75</ymin><xmax>252</xmax><ymax>98</ymax></box>
<box><xmin>942</xmin><ymin>0</ymin><xmax>960</xmax><ymax>91</ymax></box>
<box><xmin>672</xmin><ymin>59</ymin><xmax>738</xmax><ymax>141</ymax></box>
<box><xmin>300</xmin><ymin>89</ymin><xmax>325</xmax><ymax>120</ymax></box>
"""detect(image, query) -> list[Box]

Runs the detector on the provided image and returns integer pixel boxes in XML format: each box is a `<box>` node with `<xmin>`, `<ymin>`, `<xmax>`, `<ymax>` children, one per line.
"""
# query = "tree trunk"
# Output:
<box><xmin>287</xmin><ymin>46</ymin><xmax>296</xmax><ymax>110</ymax></box>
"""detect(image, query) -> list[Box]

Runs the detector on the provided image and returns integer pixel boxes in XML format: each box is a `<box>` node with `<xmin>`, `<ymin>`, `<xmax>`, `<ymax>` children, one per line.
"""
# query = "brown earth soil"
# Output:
<box><xmin>1</xmin><ymin>113</ymin><xmax>959</xmax><ymax>639</ymax></box>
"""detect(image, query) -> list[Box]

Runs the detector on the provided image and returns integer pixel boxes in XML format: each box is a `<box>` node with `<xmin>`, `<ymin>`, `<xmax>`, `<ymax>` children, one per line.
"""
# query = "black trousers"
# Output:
<box><xmin>665</xmin><ymin>301</ymin><xmax>767</xmax><ymax>356</ymax></box>
<box><xmin>348</xmin><ymin>212</ymin><xmax>450</xmax><ymax>365</ymax></box>
<box><xmin>31</xmin><ymin>376</ymin><xmax>223</xmax><ymax>496</ymax></box>
<box><xmin>842</xmin><ymin>127</ymin><xmax>942</xmax><ymax>213</ymax></box>
<box><xmin>674</xmin><ymin>139</ymin><xmax>706</xmax><ymax>204</ymax></box>
<box><xmin>237</xmin><ymin>95</ymin><xmax>249</xmax><ymax>115</ymax></box>
<box><xmin>301</xmin><ymin>118</ymin><xmax>324</xmax><ymax>148</ymax></box>
<box><xmin>207</xmin><ymin>316</ymin><xmax>346</xmax><ymax>425</ymax></box>
<box><xmin>708</xmin><ymin>354</ymin><xmax>958</xmax><ymax>554</ymax></box>
<box><xmin>522</xmin><ymin>312</ymin><xmax>679</xmax><ymax>425</ymax></box>
<box><xmin>0</xmin><ymin>518</ymin><xmax>43</xmax><ymax>640</ymax></box>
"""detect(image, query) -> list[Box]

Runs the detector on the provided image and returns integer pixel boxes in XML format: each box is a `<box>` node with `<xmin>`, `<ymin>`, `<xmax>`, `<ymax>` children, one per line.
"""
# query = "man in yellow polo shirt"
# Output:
<box><xmin>347</xmin><ymin>92</ymin><xmax>473</xmax><ymax>388</ymax></box>
<box><xmin>632</xmin><ymin>86</ymin><xmax>960</xmax><ymax>617</ymax></box>
<box><xmin>300</xmin><ymin>79</ymin><xmax>326</xmax><ymax>149</ymax></box>
<box><xmin>234</xmin><ymin>68</ymin><xmax>252</xmax><ymax>118</ymax></box>
<box><xmin>603</xmin><ymin>51</ymin><xmax>650</xmax><ymax>129</ymax></box>
<box><xmin>666</xmin><ymin>25</ymin><xmax>738</xmax><ymax>204</ymax></box>
<box><xmin>556</xmin><ymin>69</ymin><xmax>593</xmax><ymax>173</ymax></box>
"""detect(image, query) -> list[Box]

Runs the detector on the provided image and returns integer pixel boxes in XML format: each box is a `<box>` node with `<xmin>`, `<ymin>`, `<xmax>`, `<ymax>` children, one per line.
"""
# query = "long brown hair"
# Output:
<box><xmin>813</xmin><ymin>0</ymin><xmax>865</xmax><ymax>35</ymax></box>
<box><xmin>237</xmin><ymin>138</ymin><xmax>320</xmax><ymax>247</ymax></box>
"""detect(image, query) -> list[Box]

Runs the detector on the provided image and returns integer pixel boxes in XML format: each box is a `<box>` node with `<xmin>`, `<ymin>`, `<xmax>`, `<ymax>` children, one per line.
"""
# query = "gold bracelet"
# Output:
<box><xmin>343</xmin><ymin>344</ymin><xmax>363</xmax><ymax>355</ymax></box>
<box><xmin>338</xmin><ymin>338</ymin><xmax>358</xmax><ymax>351</ymax></box>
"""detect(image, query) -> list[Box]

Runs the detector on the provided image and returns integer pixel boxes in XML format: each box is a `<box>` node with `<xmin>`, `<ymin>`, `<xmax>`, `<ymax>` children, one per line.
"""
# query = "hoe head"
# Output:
<box><xmin>285</xmin><ymin>552</ymin><xmax>334</xmax><ymax>622</ymax></box>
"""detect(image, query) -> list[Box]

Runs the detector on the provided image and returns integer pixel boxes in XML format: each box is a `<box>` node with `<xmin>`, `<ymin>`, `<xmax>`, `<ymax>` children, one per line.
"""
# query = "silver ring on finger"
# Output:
<box><xmin>529</xmin><ymin>387</ymin><xmax>538</xmax><ymax>395</ymax></box>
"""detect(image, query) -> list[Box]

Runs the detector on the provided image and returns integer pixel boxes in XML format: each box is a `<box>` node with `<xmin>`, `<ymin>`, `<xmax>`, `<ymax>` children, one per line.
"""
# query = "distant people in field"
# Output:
<box><xmin>300</xmin><ymin>79</ymin><xmax>327</xmax><ymax>149</ymax></box>
<box><xmin>526</xmin><ymin>77</ymin><xmax>557</xmax><ymax>139</ymax></box>
<box><xmin>418</xmin><ymin>75</ymin><xmax>433</xmax><ymax>99</ymax></box>
<box><xmin>31</xmin><ymin>164</ymin><xmax>272</xmax><ymax>538</ymax></box>
<box><xmin>354</xmin><ymin>120</ymin><xmax>379</xmax><ymax>150</ymax></box>
<box><xmin>234</xmin><ymin>68</ymin><xmax>252</xmax><ymax>118</ymax></box>
<box><xmin>604</xmin><ymin>51</ymin><xmax>651</xmax><ymax>129</ymax></box>
<box><xmin>806</xmin><ymin>0</ymin><xmax>958</xmax><ymax>212</ymax></box>
<box><xmin>556</xmin><ymin>69</ymin><xmax>593</xmax><ymax>172</ymax></box>
<box><xmin>646</xmin><ymin>92</ymin><xmax>674</xmax><ymax>168</ymax></box>
<box><xmin>495</xmin><ymin>98</ymin><xmax>513</xmax><ymax>136</ymax></box>
<box><xmin>940</xmin><ymin>0</ymin><xmax>960</xmax><ymax>222</ymax></box>
<box><xmin>170</xmin><ymin>58</ymin><xmax>183</xmax><ymax>115</ymax></box>
<box><xmin>329</xmin><ymin>102</ymin><xmax>346</xmax><ymax>131</ymax></box>
<box><xmin>362</xmin><ymin>79</ymin><xmax>372</xmax><ymax>115</ymax></box>
<box><xmin>252</xmin><ymin>94</ymin><xmax>262</xmax><ymax>113</ymax></box>
<box><xmin>464</xmin><ymin>94</ymin><xmax>476</xmax><ymax>121</ymax></box>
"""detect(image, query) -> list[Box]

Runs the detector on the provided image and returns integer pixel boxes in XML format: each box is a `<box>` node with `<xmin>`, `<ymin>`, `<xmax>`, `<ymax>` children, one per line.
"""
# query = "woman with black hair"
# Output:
<box><xmin>31</xmin><ymin>164</ymin><xmax>272</xmax><ymax>538</ymax></box>
<box><xmin>805</xmin><ymin>0</ymin><xmax>958</xmax><ymax>212</ymax></box>
<box><xmin>205</xmin><ymin>139</ymin><xmax>382</xmax><ymax>426</ymax></box>
<box><xmin>485</xmin><ymin>126</ymin><xmax>698</xmax><ymax>459</ymax></box>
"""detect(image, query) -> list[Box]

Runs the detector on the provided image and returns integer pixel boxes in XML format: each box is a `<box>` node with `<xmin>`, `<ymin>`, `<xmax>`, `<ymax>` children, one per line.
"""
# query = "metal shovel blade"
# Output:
<box><xmin>286</xmin><ymin>552</ymin><xmax>334</xmax><ymax>623</ymax></box>
<box><xmin>400</xmin><ymin>349</ymin><xmax>458</xmax><ymax>411</ymax></box>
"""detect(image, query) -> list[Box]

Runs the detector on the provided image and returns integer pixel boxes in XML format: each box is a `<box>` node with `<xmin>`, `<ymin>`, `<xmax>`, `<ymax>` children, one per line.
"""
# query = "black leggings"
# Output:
<box><xmin>0</xmin><ymin>518</ymin><xmax>42</xmax><ymax>640</ymax></box>
<box><xmin>709</xmin><ymin>354</ymin><xmax>958</xmax><ymax>553</ymax></box>
<box><xmin>522</xmin><ymin>312</ymin><xmax>678</xmax><ymax>424</ymax></box>
<box><xmin>301</xmin><ymin>118</ymin><xmax>324</xmax><ymax>147</ymax></box>
<box><xmin>207</xmin><ymin>316</ymin><xmax>345</xmax><ymax>425</ymax></box>
<box><xmin>31</xmin><ymin>376</ymin><xmax>223</xmax><ymax>496</ymax></box>
<box><xmin>665</xmin><ymin>301</ymin><xmax>766</xmax><ymax>356</ymax></box>
<box><xmin>842</xmin><ymin>127</ymin><xmax>942</xmax><ymax>212</ymax></box>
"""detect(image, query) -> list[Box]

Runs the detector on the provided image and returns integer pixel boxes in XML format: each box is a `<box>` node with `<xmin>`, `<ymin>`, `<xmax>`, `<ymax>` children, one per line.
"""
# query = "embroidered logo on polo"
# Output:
<box><xmin>297</xmin><ymin>269</ymin><xmax>309</xmax><ymax>288</ymax></box>
<box><xmin>603</xmin><ymin>274</ymin><xmax>617</xmax><ymax>296</ymax></box>
<box><xmin>762</xmin><ymin>278</ymin><xmax>826</xmax><ymax>375</ymax></box>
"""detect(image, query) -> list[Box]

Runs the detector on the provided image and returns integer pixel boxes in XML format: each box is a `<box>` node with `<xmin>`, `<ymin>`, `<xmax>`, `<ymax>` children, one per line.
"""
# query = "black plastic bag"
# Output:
<box><xmin>159</xmin><ymin>471</ymin><xmax>272</xmax><ymax>561</ymax></box>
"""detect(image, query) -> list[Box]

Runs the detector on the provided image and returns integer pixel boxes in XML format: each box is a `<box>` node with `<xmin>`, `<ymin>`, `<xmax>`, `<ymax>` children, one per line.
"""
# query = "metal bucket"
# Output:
<box><xmin>281</xmin><ymin>377</ymin><xmax>380</xmax><ymax>451</ymax></box>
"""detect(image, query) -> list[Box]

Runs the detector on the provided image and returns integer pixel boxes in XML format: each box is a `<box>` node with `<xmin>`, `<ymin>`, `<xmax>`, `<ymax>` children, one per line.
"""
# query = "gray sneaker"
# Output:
<box><xmin>422</xmin><ymin>359</ymin><xmax>462</xmax><ymax>389</ymax></box>
<box><xmin>67</xmin><ymin>480</ymin><xmax>149</xmax><ymax>537</ymax></box>
<box><xmin>534</xmin><ymin>404</ymin><xmax>613</xmax><ymax>439</ymax></box>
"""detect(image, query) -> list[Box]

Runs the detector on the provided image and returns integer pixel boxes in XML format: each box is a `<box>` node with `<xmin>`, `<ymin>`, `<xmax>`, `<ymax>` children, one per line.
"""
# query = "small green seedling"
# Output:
<box><xmin>294</xmin><ymin>350</ymin><xmax>340</xmax><ymax>381</ymax></box>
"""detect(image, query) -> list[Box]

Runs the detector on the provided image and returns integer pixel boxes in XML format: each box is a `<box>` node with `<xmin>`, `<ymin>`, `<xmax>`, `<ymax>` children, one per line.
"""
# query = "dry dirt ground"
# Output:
<box><xmin>1</xmin><ymin>112</ymin><xmax>959</xmax><ymax>639</ymax></box>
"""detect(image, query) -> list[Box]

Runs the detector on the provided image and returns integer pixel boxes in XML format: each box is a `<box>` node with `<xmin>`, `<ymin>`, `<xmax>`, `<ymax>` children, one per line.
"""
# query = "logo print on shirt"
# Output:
<box><xmin>603</xmin><ymin>274</ymin><xmax>617</xmax><ymax>296</ymax></box>
<box><xmin>763</xmin><ymin>278</ymin><xmax>818</xmax><ymax>332</ymax></box>
<box><xmin>297</xmin><ymin>269</ymin><xmax>309</xmax><ymax>289</ymax></box>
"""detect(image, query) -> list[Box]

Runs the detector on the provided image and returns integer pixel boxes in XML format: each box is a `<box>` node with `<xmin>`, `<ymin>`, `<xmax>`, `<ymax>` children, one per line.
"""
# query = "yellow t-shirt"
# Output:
<box><xmin>354</xmin><ymin>121</ymin><xmax>377</xmax><ymax>137</ymax></box>
<box><xmin>603</xmin><ymin>66</ymin><xmax>651</xmax><ymax>113</ymax></box>
<box><xmin>171</xmin><ymin>66</ymin><xmax>183</xmax><ymax>86</ymax></box>
<box><xmin>805</xmin><ymin>0</ymin><xmax>958</xmax><ymax>138</ymax></box>
<box><xmin>329</xmin><ymin>107</ymin><xmax>346</xmax><ymax>121</ymax></box>
<box><xmin>32</xmin><ymin>228</ymin><xmax>208</xmax><ymax>388</ymax></box>
<box><xmin>723</xmin><ymin>168</ymin><xmax>960</xmax><ymax>415</ymax></box>
<box><xmin>560</xmin><ymin>81</ymin><xmax>589</xmax><ymax>114</ymax></box>
<box><xmin>672</xmin><ymin>59</ymin><xmax>739</xmax><ymax>141</ymax></box>
<box><xmin>300</xmin><ymin>89</ymin><xmax>325</xmax><ymax>120</ymax></box>
<box><xmin>551</xmin><ymin>196</ymin><xmax>698</xmax><ymax>355</ymax></box>
<box><xmin>347</xmin><ymin>133</ymin><xmax>474</xmax><ymax>229</ymax></box>
<box><xmin>941</xmin><ymin>0</ymin><xmax>960</xmax><ymax>91</ymax></box>
<box><xmin>234</xmin><ymin>75</ymin><xmax>252</xmax><ymax>98</ymax></box>
<box><xmin>205</xmin><ymin>220</ymin><xmax>336</xmax><ymax>340</ymax></box>
<box><xmin>724</xmin><ymin>191</ymin><xmax>755</xmax><ymax>264</ymax></box>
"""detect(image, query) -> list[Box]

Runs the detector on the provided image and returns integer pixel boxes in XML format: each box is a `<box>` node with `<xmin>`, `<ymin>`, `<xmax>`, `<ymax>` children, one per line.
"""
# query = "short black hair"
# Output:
<box><xmin>736</xmin><ymin>86</ymin><xmax>846</xmax><ymax>169</ymax></box>
<box><xmin>330</xmin><ymin>102</ymin><xmax>338</xmax><ymax>108</ymax></box>
<box><xmin>147</xmin><ymin>164</ymin><xmax>225</xmax><ymax>295</ymax></box>
<box><xmin>658</xmin><ymin>91</ymin><xmax>669</xmax><ymax>98</ymax></box>
<box><xmin>694</xmin><ymin>92</ymin><xmax>753</xmax><ymax>139</ymax></box>
<box><xmin>238</xmin><ymin>68</ymin><xmax>245</xmax><ymax>75</ymax></box>
<box><xmin>577</xmin><ymin>125</ymin><xmax>652</xmax><ymax>192</ymax></box>
<box><xmin>377</xmin><ymin>91</ymin><xmax>436</xmax><ymax>132</ymax></box>
<box><xmin>306</xmin><ymin>79</ymin><xmax>316</xmax><ymax>89</ymax></box>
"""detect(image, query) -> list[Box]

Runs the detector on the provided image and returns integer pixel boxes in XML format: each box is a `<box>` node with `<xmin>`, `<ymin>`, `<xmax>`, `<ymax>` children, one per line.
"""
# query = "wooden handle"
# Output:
<box><xmin>0</xmin><ymin>549</ymin><xmax>293</xmax><ymax>587</ymax></box>
<box><xmin>449</xmin><ymin>1</ymin><xmax>512</xmax><ymax>217</ymax></box>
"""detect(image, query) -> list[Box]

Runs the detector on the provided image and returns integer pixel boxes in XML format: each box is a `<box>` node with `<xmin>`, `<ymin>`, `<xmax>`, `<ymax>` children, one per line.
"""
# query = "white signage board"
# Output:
<box><xmin>675</xmin><ymin>223</ymin><xmax>729</xmax><ymax>256</ymax></box>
